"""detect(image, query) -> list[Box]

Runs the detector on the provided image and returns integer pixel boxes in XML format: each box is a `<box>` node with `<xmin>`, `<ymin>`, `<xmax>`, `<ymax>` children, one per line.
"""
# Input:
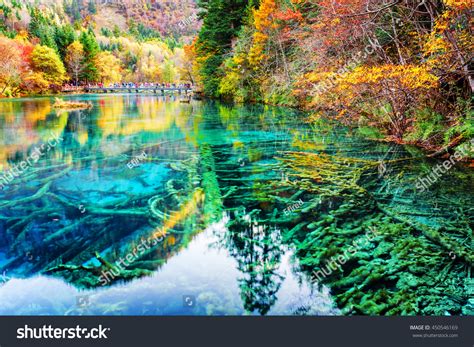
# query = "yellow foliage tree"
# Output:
<box><xmin>443</xmin><ymin>0</ymin><xmax>472</xmax><ymax>10</ymax></box>
<box><xmin>22</xmin><ymin>72</ymin><xmax>51</xmax><ymax>94</ymax></box>
<box><xmin>161</xmin><ymin>60</ymin><xmax>176</xmax><ymax>83</ymax></box>
<box><xmin>309</xmin><ymin>64</ymin><xmax>439</xmax><ymax>139</ymax></box>
<box><xmin>423</xmin><ymin>6</ymin><xmax>473</xmax><ymax>92</ymax></box>
<box><xmin>181</xmin><ymin>39</ymin><xmax>200</xmax><ymax>85</ymax></box>
<box><xmin>65</xmin><ymin>41</ymin><xmax>85</xmax><ymax>85</ymax></box>
<box><xmin>31</xmin><ymin>45</ymin><xmax>67</xmax><ymax>87</ymax></box>
<box><xmin>94</xmin><ymin>51</ymin><xmax>122</xmax><ymax>84</ymax></box>
<box><xmin>248</xmin><ymin>0</ymin><xmax>277</xmax><ymax>67</ymax></box>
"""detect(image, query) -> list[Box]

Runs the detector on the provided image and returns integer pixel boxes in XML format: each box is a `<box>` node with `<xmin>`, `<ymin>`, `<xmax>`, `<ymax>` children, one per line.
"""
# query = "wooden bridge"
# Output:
<box><xmin>83</xmin><ymin>86</ymin><xmax>194</xmax><ymax>94</ymax></box>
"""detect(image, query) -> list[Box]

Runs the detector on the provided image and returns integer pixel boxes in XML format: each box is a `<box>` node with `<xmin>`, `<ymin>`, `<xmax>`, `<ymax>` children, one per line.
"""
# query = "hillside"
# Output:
<box><xmin>0</xmin><ymin>0</ymin><xmax>201</xmax><ymax>97</ymax></box>
<box><xmin>190</xmin><ymin>0</ymin><xmax>473</xmax><ymax>154</ymax></box>
<box><xmin>1</xmin><ymin>0</ymin><xmax>200</xmax><ymax>41</ymax></box>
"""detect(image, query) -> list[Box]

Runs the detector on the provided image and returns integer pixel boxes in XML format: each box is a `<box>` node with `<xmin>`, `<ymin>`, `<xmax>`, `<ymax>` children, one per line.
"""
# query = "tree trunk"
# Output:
<box><xmin>445</xmin><ymin>31</ymin><xmax>474</xmax><ymax>93</ymax></box>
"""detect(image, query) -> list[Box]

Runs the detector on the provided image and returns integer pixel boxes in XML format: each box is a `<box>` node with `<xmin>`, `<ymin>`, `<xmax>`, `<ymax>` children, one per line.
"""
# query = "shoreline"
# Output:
<box><xmin>202</xmin><ymin>96</ymin><xmax>474</xmax><ymax>162</ymax></box>
<box><xmin>2</xmin><ymin>92</ymin><xmax>472</xmax><ymax>164</ymax></box>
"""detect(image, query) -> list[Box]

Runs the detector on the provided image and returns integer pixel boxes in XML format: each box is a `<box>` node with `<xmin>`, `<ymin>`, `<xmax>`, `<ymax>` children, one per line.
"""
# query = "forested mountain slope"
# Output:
<box><xmin>189</xmin><ymin>0</ymin><xmax>473</xmax><ymax>154</ymax></box>
<box><xmin>0</xmin><ymin>0</ymin><xmax>201</xmax><ymax>96</ymax></box>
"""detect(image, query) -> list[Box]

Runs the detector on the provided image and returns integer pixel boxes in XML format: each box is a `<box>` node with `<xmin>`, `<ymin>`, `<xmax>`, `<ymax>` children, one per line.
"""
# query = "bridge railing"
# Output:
<box><xmin>61</xmin><ymin>86</ymin><xmax>194</xmax><ymax>93</ymax></box>
<box><xmin>83</xmin><ymin>87</ymin><xmax>193</xmax><ymax>91</ymax></box>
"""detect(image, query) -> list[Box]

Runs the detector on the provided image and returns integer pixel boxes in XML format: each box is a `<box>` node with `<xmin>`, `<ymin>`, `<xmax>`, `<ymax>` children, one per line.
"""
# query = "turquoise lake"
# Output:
<box><xmin>0</xmin><ymin>94</ymin><xmax>472</xmax><ymax>315</ymax></box>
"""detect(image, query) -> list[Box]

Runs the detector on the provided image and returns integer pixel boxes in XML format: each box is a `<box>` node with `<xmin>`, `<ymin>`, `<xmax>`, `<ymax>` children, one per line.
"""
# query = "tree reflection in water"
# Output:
<box><xmin>222</xmin><ymin>209</ymin><xmax>285</xmax><ymax>315</ymax></box>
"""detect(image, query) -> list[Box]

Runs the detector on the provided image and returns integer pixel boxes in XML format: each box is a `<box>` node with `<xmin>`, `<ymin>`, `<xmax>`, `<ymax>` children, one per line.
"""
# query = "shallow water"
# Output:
<box><xmin>0</xmin><ymin>94</ymin><xmax>472</xmax><ymax>315</ymax></box>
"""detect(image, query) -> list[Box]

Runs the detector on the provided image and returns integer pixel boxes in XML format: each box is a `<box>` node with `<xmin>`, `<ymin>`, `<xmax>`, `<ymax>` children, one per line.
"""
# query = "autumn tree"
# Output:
<box><xmin>291</xmin><ymin>0</ymin><xmax>473</xmax><ymax>147</ymax></box>
<box><xmin>423</xmin><ymin>0</ymin><xmax>473</xmax><ymax>93</ymax></box>
<box><xmin>30</xmin><ymin>45</ymin><xmax>67</xmax><ymax>86</ymax></box>
<box><xmin>140</xmin><ymin>55</ymin><xmax>162</xmax><ymax>82</ymax></box>
<box><xmin>180</xmin><ymin>39</ymin><xmax>199</xmax><ymax>84</ymax></box>
<box><xmin>248</xmin><ymin>0</ymin><xmax>277</xmax><ymax>68</ymax></box>
<box><xmin>65</xmin><ymin>41</ymin><xmax>85</xmax><ymax>86</ymax></box>
<box><xmin>161</xmin><ymin>60</ymin><xmax>176</xmax><ymax>83</ymax></box>
<box><xmin>219</xmin><ymin>25</ymin><xmax>259</xmax><ymax>102</ymax></box>
<box><xmin>0</xmin><ymin>36</ymin><xmax>22</xmax><ymax>95</ymax></box>
<box><xmin>94</xmin><ymin>51</ymin><xmax>122</xmax><ymax>84</ymax></box>
<box><xmin>219</xmin><ymin>0</ymin><xmax>303</xmax><ymax>102</ymax></box>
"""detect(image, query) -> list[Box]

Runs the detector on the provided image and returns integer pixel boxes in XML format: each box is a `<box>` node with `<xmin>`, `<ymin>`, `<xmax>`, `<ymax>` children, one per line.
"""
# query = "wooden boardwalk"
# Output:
<box><xmin>83</xmin><ymin>87</ymin><xmax>193</xmax><ymax>94</ymax></box>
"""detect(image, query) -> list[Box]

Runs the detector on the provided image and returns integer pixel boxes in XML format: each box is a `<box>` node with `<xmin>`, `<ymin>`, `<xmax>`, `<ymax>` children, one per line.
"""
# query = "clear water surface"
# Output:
<box><xmin>0</xmin><ymin>94</ymin><xmax>472</xmax><ymax>316</ymax></box>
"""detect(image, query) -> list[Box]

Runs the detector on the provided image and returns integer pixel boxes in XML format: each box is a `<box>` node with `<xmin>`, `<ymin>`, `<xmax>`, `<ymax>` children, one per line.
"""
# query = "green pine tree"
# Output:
<box><xmin>79</xmin><ymin>29</ymin><xmax>100</xmax><ymax>82</ymax></box>
<box><xmin>196</xmin><ymin>0</ymin><xmax>250</xmax><ymax>97</ymax></box>
<box><xmin>29</xmin><ymin>8</ymin><xmax>59</xmax><ymax>52</ymax></box>
<box><xmin>55</xmin><ymin>24</ymin><xmax>76</xmax><ymax>60</ymax></box>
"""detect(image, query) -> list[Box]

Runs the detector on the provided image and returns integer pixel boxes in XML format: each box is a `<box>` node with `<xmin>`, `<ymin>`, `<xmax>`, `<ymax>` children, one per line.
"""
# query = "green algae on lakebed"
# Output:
<box><xmin>277</xmin><ymin>149</ymin><xmax>473</xmax><ymax>315</ymax></box>
<box><xmin>0</xmin><ymin>95</ymin><xmax>472</xmax><ymax>315</ymax></box>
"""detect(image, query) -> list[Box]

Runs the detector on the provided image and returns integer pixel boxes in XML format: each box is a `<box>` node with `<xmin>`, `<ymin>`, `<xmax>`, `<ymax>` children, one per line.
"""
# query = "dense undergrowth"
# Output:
<box><xmin>190</xmin><ymin>0</ymin><xmax>473</xmax><ymax>155</ymax></box>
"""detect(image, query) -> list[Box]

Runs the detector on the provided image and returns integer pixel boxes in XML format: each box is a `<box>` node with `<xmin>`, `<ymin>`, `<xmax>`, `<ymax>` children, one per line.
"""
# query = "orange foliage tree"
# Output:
<box><xmin>0</xmin><ymin>37</ymin><xmax>23</xmax><ymax>95</ymax></box>
<box><xmin>291</xmin><ymin>0</ymin><xmax>472</xmax><ymax>145</ymax></box>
